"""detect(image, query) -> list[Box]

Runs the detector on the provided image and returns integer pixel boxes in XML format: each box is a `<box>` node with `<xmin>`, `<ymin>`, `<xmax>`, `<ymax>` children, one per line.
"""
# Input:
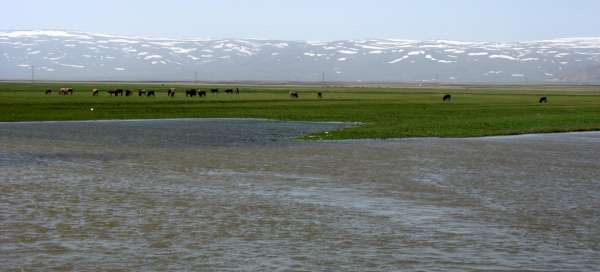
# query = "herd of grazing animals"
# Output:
<box><xmin>42</xmin><ymin>87</ymin><xmax>551</xmax><ymax>103</ymax></box>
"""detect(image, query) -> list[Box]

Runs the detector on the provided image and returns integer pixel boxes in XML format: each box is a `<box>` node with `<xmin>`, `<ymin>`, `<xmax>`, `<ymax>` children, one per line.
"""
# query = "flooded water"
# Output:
<box><xmin>1</xmin><ymin>119</ymin><xmax>599</xmax><ymax>271</ymax></box>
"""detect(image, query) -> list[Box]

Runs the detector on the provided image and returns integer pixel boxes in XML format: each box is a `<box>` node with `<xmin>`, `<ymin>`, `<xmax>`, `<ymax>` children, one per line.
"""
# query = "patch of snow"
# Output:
<box><xmin>144</xmin><ymin>55</ymin><xmax>163</xmax><ymax>60</ymax></box>
<box><xmin>468</xmin><ymin>52</ymin><xmax>488</xmax><ymax>56</ymax></box>
<box><xmin>169</xmin><ymin>47</ymin><xmax>197</xmax><ymax>54</ymax></box>
<box><xmin>369</xmin><ymin>50</ymin><xmax>383</xmax><ymax>54</ymax></box>
<box><xmin>108</xmin><ymin>39</ymin><xmax>140</xmax><ymax>44</ymax></box>
<box><xmin>114</xmin><ymin>67</ymin><xmax>126</xmax><ymax>71</ymax></box>
<box><xmin>511</xmin><ymin>74</ymin><xmax>525</xmax><ymax>77</ymax></box>
<box><xmin>337</xmin><ymin>57</ymin><xmax>347</xmax><ymax>61</ymax></box>
<box><xmin>26</xmin><ymin>50</ymin><xmax>41</xmax><ymax>55</ymax></box>
<box><xmin>57</xmin><ymin>63</ymin><xmax>85</xmax><ymax>69</ymax></box>
<box><xmin>388</xmin><ymin>56</ymin><xmax>409</xmax><ymax>64</ymax></box>
<box><xmin>408</xmin><ymin>50</ymin><xmax>425</xmax><ymax>56</ymax></box>
<box><xmin>489</xmin><ymin>55</ymin><xmax>517</xmax><ymax>61</ymax></box>
<box><xmin>338</xmin><ymin>50</ymin><xmax>358</xmax><ymax>55</ymax></box>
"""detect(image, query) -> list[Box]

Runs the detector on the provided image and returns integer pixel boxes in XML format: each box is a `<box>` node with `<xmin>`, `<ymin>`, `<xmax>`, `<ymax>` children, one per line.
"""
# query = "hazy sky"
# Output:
<box><xmin>2</xmin><ymin>0</ymin><xmax>599</xmax><ymax>41</ymax></box>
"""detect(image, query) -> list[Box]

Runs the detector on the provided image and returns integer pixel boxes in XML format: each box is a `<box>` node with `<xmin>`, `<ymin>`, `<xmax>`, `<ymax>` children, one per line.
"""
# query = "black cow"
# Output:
<box><xmin>225</xmin><ymin>89</ymin><xmax>234</xmax><ymax>94</ymax></box>
<box><xmin>198</xmin><ymin>90</ymin><xmax>207</xmax><ymax>97</ymax></box>
<box><xmin>186</xmin><ymin>89</ymin><xmax>197</xmax><ymax>97</ymax></box>
<box><xmin>443</xmin><ymin>94</ymin><xmax>452</xmax><ymax>102</ymax></box>
<box><xmin>138</xmin><ymin>90</ymin><xmax>146</xmax><ymax>96</ymax></box>
<box><xmin>211</xmin><ymin>88</ymin><xmax>219</xmax><ymax>94</ymax></box>
<box><xmin>92</xmin><ymin>89</ymin><xmax>99</xmax><ymax>96</ymax></box>
<box><xmin>108</xmin><ymin>90</ymin><xmax>116</xmax><ymax>96</ymax></box>
<box><xmin>539</xmin><ymin>97</ymin><xmax>548</xmax><ymax>103</ymax></box>
<box><xmin>147</xmin><ymin>90</ymin><xmax>156</xmax><ymax>97</ymax></box>
<box><xmin>125</xmin><ymin>90</ymin><xmax>132</xmax><ymax>97</ymax></box>
<box><xmin>168</xmin><ymin>88</ymin><xmax>176</xmax><ymax>97</ymax></box>
<box><xmin>45</xmin><ymin>89</ymin><xmax>52</xmax><ymax>95</ymax></box>
<box><xmin>115</xmin><ymin>89</ymin><xmax>124</xmax><ymax>96</ymax></box>
<box><xmin>317</xmin><ymin>92</ymin><xmax>322</xmax><ymax>99</ymax></box>
<box><xmin>289</xmin><ymin>91</ymin><xmax>299</xmax><ymax>98</ymax></box>
<box><xmin>235</xmin><ymin>88</ymin><xmax>240</xmax><ymax>95</ymax></box>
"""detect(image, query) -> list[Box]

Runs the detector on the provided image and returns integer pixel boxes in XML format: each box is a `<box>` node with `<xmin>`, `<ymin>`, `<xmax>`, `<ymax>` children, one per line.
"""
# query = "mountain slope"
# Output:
<box><xmin>1</xmin><ymin>30</ymin><xmax>600</xmax><ymax>83</ymax></box>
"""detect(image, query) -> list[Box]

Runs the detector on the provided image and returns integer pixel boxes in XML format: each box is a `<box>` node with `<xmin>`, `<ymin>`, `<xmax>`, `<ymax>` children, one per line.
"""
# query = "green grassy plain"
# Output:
<box><xmin>1</xmin><ymin>82</ymin><xmax>600</xmax><ymax>139</ymax></box>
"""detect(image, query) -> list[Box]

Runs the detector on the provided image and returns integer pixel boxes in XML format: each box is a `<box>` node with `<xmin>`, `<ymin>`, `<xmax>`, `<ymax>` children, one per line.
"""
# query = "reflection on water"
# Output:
<box><xmin>1</xmin><ymin>120</ymin><xmax>599</xmax><ymax>271</ymax></box>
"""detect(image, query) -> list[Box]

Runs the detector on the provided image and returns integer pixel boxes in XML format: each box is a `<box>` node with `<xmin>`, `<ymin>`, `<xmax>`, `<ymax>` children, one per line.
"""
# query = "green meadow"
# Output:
<box><xmin>1</xmin><ymin>82</ymin><xmax>599</xmax><ymax>139</ymax></box>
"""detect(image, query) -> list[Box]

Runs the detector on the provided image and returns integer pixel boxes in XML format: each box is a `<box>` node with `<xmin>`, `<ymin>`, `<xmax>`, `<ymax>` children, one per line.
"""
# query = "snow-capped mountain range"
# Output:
<box><xmin>2</xmin><ymin>30</ymin><xmax>600</xmax><ymax>83</ymax></box>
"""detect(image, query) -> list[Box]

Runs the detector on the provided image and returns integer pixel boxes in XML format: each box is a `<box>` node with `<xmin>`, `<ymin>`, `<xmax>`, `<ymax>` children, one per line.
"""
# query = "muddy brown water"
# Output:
<box><xmin>1</xmin><ymin>119</ymin><xmax>599</xmax><ymax>271</ymax></box>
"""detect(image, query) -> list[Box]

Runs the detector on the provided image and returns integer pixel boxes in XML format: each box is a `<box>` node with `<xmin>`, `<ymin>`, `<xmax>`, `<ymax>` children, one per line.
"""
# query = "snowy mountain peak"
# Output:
<box><xmin>1</xmin><ymin>30</ymin><xmax>600</xmax><ymax>83</ymax></box>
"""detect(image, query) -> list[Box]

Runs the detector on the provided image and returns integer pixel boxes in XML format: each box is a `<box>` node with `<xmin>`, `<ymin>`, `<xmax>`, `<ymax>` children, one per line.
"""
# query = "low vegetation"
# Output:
<box><xmin>1</xmin><ymin>82</ymin><xmax>600</xmax><ymax>140</ymax></box>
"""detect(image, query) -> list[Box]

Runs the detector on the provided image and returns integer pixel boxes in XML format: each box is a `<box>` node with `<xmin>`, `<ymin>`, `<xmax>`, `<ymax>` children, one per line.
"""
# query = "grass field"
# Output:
<box><xmin>1</xmin><ymin>82</ymin><xmax>600</xmax><ymax>139</ymax></box>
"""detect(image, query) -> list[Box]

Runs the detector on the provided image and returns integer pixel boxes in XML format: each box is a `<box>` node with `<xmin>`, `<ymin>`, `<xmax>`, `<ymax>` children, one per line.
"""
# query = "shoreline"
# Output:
<box><xmin>1</xmin><ymin>117</ymin><xmax>598</xmax><ymax>141</ymax></box>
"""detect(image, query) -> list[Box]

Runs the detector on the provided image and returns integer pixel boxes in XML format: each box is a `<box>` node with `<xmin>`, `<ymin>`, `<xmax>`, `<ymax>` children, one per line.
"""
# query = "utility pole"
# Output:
<box><xmin>31</xmin><ymin>65</ymin><xmax>35</xmax><ymax>83</ymax></box>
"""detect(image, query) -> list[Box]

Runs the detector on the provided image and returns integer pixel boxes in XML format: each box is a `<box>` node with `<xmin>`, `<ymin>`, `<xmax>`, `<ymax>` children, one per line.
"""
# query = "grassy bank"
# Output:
<box><xmin>1</xmin><ymin>82</ymin><xmax>600</xmax><ymax>139</ymax></box>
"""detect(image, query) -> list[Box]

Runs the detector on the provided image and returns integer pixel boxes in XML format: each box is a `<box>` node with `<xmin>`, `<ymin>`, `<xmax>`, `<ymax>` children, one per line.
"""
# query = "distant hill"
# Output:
<box><xmin>1</xmin><ymin>30</ymin><xmax>600</xmax><ymax>83</ymax></box>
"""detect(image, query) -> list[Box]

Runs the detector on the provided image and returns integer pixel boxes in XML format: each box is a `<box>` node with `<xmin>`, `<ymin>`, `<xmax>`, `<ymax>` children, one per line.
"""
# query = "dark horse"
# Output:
<box><xmin>443</xmin><ymin>94</ymin><xmax>452</xmax><ymax>102</ymax></box>
<box><xmin>211</xmin><ymin>88</ymin><xmax>219</xmax><ymax>94</ymax></box>
<box><xmin>539</xmin><ymin>97</ymin><xmax>548</xmax><ymax>103</ymax></box>
<box><xmin>235</xmin><ymin>88</ymin><xmax>240</xmax><ymax>95</ymax></box>
<box><xmin>198</xmin><ymin>90</ymin><xmax>207</xmax><ymax>97</ymax></box>
<box><xmin>45</xmin><ymin>89</ymin><xmax>52</xmax><ymax>95</ymax></box>
<box><xmin>147</xmin><ymin>90</ymin><xmax>156</xmax><ymax>97</ymax></box>
<box><xmin>289</xmin><ymin>91</ymin><xmax>299</xmax><ymax>98</ymax></box>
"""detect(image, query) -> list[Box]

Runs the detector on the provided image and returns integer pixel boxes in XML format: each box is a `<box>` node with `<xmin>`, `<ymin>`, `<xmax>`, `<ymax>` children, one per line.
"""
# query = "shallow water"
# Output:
<box><xmin>1</xmin><ymin>119</ymin><xmax>599</xmax><ymax>271</ymax></box>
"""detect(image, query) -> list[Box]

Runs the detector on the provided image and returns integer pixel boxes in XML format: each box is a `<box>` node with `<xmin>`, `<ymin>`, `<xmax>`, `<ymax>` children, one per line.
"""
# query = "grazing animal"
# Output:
<box><xmin>138</xmin><ymin>90</ymin><xmax>146</xmax><ymax>96</ymax></box>
<box><xmin>59</xmin><ymin>88</ymin><xmax>73</xmax><ymax>96</ymax></box>
<box><xmin>108</xmin><ymin>90</ymin><xmax>116</xmax><ymax>96</ymax></box>
<box><xmin>443</xmin><ymin>94</ymin><xmax>452</xmax><ymax>102</ymax></box>
<box><xmin>211</xmin><ymin>88</ymin><xmax>219</xmax><ymax>94</ymax></box>
<box><xmin>147</xmin><ymin>90</ymin><xmax>156</xmax><ymax>97</ymax></box>
<box><xmin>225</xmin><ymin>89</ymin><xmax>234</xmax><ymax>94</ymax></box>
<box><xmin>289</xmin><ymin>91</ymin><xmax>299</xmax><ymax>98</ymax></box>
<box><xmin>539</xmin><ymin>97</ymin><xmax>548</xmax><ymax>103</ymax></box>
<box><xmin>115</xmin><ymin>89</ymin><xmax>124</xmax><ymax>96</ymax></box>
<box><xmin>45</xmin><ymin>89</ymin><xmax>52</xmax><ymax>95</ymax></box>
<box><xmin>317</xmin><ymin>92</ymin><xmax>322</xmax><ymax>99</ymax></box>
<box><xmin>186</xmin><ymin>89</ymin><xmax>197</xmax><ymax>97</ymax></box>
<box><xmin>198</xmin><ymin>90</ymin><xmax>207</xmax><ymax>97</ymax></box>
<box><xmin>125</xmin><ymin>90</ymin><xmax>132</xmax><ymax>97</ymax></box>
<box><xmin>92</xmin><ymin>89</ymin><xmax>99</xmax><ymax>96</ymax></box>
<box><xmin>168</xmin><ymin>88</ymin><xmax>176</xmax><ymax>97</ymax></box>
<box><xmin>235</xmin><ymin>88</ymin><xmax>240</xmax><ymax>95</ymax></box>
